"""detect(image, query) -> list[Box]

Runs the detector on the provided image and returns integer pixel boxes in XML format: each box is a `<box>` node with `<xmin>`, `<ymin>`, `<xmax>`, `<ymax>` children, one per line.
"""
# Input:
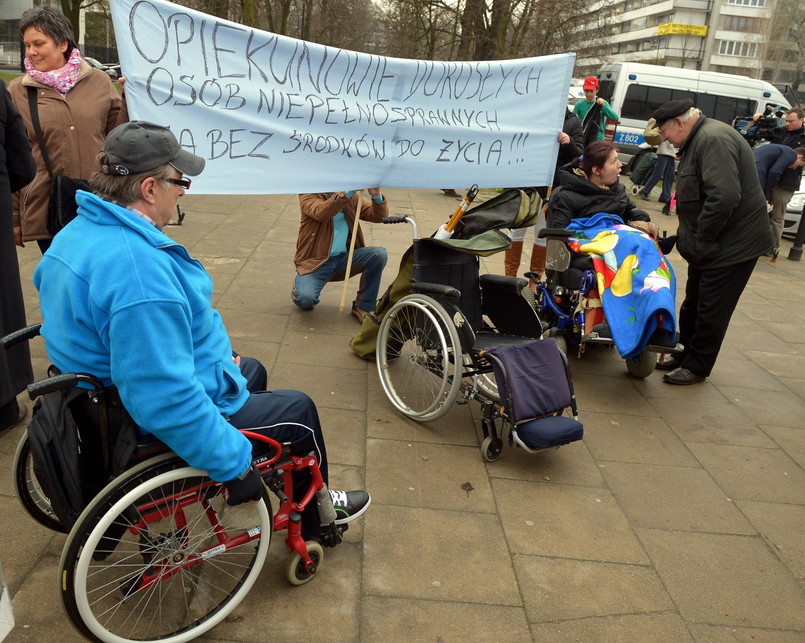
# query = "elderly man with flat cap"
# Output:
<box><xmin>653</xmin><ymin>99</ymin><xmax>773</xmax><ymax>385</ymax></box>
<box><xmin>34</xmin><ymin>121</ymin><xmax>371</xmax><ymax>530</ymax></box>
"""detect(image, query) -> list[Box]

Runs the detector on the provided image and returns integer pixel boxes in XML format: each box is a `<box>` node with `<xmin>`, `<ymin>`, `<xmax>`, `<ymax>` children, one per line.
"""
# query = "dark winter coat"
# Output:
<box><xmin>555</xmin><ymin>109</ymin><xmax>585</xmax><ymax>177</ymax></box>
<box><xmin>0</xmin><ymin>79</ymin><xmax>36</xmax><ymax>405</ymax></box>
<box><xmin>770</xmin><ymin>125</ymin><xmax>805</xmax><ymax>191</ymax></box>
<box><xmin>546</xmin><ymin>169</ymin><xmax>651</xmax><ymax>230</ymax></box>
<box><xmin>675</xmin><ymin>115</ymin><xmax>772</xmax><ymax>268</ymax></box>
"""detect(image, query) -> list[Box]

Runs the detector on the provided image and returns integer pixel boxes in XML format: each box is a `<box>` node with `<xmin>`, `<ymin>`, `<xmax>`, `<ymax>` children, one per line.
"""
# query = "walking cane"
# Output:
<box><xmin>339</xmin><ymin>190</ymin><xmax>363</xmax><ymax>313</ymax></box>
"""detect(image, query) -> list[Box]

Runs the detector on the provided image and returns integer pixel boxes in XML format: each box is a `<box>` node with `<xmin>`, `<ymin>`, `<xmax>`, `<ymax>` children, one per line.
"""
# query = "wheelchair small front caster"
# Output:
<box><xmin>286</xmin><ymin>540</ymin><xmax>324</xmax><ymax>586</ymax></box>
<box><xmin>481</xmin><ymin>436</ymin><xmax>503</xmax><ymax>462</ymax></box>
<box><xmin>630</xmin><ymin>185</ymin><xmax>639</xmax><ymax>195</ymax></box>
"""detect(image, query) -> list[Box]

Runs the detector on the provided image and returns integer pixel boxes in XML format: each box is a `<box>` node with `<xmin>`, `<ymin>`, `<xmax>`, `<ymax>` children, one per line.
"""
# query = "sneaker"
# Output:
<box><xmin>329</xmin><ymin>489</ymin><xmax>371</xmax><ymax>524</ymax></box>
<box><xmin>770</xmin><ymin>249</ymin><xmax>779</xmax><ymax>263</ymax></box>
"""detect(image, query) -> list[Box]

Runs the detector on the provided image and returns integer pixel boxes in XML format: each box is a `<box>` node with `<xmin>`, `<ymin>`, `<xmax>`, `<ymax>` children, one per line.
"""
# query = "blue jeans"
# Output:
<box><xmin>641</xmin><ymin>154</ymin><xmax>676</xmax><ymax>202</ymax></box>
<box><xmin>293</xmin><ymin>246</ymin><xmax>388</xmax><ymax>312</ymax></box>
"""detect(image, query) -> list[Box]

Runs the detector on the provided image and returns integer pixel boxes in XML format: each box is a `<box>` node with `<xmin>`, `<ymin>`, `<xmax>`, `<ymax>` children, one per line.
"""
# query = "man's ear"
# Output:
<box><xmin>139</xmin><ymin>177</ymin><xmax>158</xmax><ymax>204</ymax></box>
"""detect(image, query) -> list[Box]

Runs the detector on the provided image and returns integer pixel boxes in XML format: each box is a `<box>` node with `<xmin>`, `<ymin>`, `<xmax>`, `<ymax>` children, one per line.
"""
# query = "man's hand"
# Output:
<box><xmin>558</xmin><ymin>132</ymin><xmax>570</xmax><ymax>145</ymax></box>
<box><xmin>223</xmin><ymin>465</ymin><xmax>262</xmax><ymax>506</ymax></box>
<box><xmin>596</xmin><ymin>97</ymin><xmax>605</xmax><ymax>106</ymax></box>
<box><xmin>13</xmin><ymin>226</ymin><xmax>23</xmax><ymax>248</ymax></box>
<box><xmin>630</xmin><ymin>220</ymin><xmax>660</xmax><ymax>239</ymax></box>
<box><xmin>367</xmin><ymin>187</ymin><xmax>382</xmax><ymax>197</ymax></box>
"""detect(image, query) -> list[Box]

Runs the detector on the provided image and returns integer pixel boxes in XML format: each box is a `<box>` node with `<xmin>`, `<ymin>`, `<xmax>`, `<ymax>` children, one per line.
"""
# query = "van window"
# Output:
<box><xmin>621</xmin><ymin>85</ymin><xmax>695</xmax><ymax>119</ymax></box>
<box><xmin>695</xmin><ymin>94</ymin><xmax>756</xmax><ymax>123</ymax></box>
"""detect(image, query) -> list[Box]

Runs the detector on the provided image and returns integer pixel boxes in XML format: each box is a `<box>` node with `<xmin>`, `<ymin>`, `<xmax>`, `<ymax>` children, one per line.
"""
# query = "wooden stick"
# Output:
<box><xmin>339</xmin><ymin>190</ymin><xmax>362</xmax><ymax>313</ymax></box>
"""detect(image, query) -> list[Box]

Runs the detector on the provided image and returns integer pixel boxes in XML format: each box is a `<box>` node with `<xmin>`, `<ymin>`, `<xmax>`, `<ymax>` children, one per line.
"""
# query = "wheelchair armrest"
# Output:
<box><xmin>410</xmin><ymin>281</ymin><xmax>461</xmax><ymax>305</ymax></box>
<box><xmin>27</xmin><ymin>372</ymin><xmax>105</xmax><ymax>400</ymax></box>
<box><xmin>538</xmin><ymin>228</ymin><xmax>574</xmax><ymax>240</ymax></box>
<box><xmin>479</xmin><ymin>273</ymin><xmax>528</xmax><ymax>295</ymax></box>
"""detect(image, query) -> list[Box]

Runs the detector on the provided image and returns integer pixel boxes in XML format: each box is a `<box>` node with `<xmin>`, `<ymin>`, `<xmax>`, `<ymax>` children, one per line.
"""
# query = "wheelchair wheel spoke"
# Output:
<box><xmin>60</xmin><ymin>459</ymin><xmax>271</xmax><ymax>642</ymax></box>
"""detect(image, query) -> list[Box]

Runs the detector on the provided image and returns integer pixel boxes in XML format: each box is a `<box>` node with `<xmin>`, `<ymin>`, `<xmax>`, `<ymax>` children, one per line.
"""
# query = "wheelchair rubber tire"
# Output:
<box><xmin>626</xmin><ymin>349</ymin><xmax>658</xmax><ymax>379</ymax></box>
<box><xmin>58</xmin><ymin>453</ymin><xmax>272</xmax><ymax>643</ymax></box>
<box><xmin>481</xmin><ymin>436</ymin><xmax>503</xmax><ymax>462</ymax></box>
<box><xmin>13</xmin><ymin>431</ymin><xmax>67</xmax><ymax>533</ymax></box>
<box><xmin>285</xmin><ymin>540</ymin><xmax>324</xmax><ymax>586</ymax></box>
<box><xmin>376</xmin><ymin>294</ymin><xmax>463</xmax><ymax>422</ymax></box>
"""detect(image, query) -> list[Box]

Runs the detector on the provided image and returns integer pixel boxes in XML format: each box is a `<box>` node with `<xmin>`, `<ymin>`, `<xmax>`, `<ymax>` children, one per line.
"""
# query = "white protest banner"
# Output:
<box><xmin>111</xmin><ymin>0</ymin><xmax>575</xmax><ymax>194</ymax></box>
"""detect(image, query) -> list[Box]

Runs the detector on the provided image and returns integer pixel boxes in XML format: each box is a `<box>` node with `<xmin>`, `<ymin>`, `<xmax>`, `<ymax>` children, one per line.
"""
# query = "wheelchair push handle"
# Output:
<box><xmin>1</xmin><ymin>323</ymin><xmax>42</xmax><ymax>350</ymax></box>
<box><xmin>382</xmin><ymin>214</ymin><xmax>418</xmax><ymax>239</ymax></box>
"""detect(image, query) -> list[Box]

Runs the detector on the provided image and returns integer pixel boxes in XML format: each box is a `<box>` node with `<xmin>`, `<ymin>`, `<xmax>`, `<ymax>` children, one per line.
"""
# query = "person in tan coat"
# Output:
<box><xmin>294</xmin><ymin>190</ymin><xmax>388</xmax><ymax>322</ymax></box>
<box><xmin>9</xmin><ymin>6</ymin><xmax>127</xmax><ymax>253</ymax></box>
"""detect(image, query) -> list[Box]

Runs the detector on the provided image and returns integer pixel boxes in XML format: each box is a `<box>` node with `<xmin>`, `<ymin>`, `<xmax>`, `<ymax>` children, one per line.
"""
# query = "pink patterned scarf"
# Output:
<box><xmin>25</xmin><ymin>47</ymin><xmax>82</xmax><ymax>95</ymax></box>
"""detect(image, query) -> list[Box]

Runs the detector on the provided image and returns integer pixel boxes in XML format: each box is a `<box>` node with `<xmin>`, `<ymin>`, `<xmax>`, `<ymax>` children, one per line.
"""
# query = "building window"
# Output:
<box><xmin>726</xmin><ymin>0</ymin><xmax>765</xmax><ymax>6</ymax></box>
<box><xmin>718</xmin><ymin>40</ymin><xmax>757</xmax><ymax>57</ymax></box>
<box><xmin>723</xmin><ymin>16</ymin><xmax>760</xmax><ymax>32</ymax></box>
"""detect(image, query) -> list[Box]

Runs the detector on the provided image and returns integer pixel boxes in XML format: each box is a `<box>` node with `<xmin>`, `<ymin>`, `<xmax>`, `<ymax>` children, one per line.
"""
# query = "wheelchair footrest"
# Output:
<box><xmin>580</xmin><ymin>332</ymin><xmax>615</xmax><ymax>346</ymax></box>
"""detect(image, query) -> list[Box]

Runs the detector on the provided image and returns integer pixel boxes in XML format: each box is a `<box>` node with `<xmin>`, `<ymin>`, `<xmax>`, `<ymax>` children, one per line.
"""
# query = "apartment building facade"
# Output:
<box><xmin>576</xmin><ymin>0</ymin><xmax>799</xmax><ymax>87</ymax></box>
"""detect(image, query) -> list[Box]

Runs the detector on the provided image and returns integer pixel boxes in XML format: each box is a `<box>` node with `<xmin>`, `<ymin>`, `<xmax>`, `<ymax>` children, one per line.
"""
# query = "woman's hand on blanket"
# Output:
<box><xmin>630</xmin><ymin>220</ymin><xmax>660</xmax><ymax>239</ymax></box>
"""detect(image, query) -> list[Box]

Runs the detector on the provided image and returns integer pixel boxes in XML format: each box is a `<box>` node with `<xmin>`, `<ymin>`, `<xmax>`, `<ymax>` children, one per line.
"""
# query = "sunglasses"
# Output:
<box><xmin>165</xmin><ymin>177</ymin><xmax>192</xmax><ymax>190</ymax></box>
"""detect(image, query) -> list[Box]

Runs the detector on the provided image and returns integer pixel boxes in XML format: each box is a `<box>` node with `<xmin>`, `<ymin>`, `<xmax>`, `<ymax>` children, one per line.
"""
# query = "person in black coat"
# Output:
<box><xmin>0</xmin><ymin>79</ymin><xmax>36</xmax><ymax>435</ymax></box>
<box><xmin>547</xmin><ymin>140</ymin><xmax>659</xmax><ymax>239</ymax></box>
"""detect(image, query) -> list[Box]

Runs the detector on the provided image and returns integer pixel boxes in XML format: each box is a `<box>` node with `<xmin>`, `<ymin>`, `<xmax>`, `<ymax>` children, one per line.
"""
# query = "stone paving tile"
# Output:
<box><xmin>513</xmin><ymin>554</ymin><xmax>673</xmax><ymax>623</ymax></box>
<box><xmin>686</xmin><ymin>442</ymin><xmax>805</xmax><ymax>505</ymax></box>
<box><xmin>762</xmin><ymin>424</ymin><xmax>805</xmax><ymax>470</ymax></box>
<box><xmin>492</xmin><ymin>478</ymin><xmax>649</xmax><ymax>564</ymax></box>
<box><xmin>734</xmin><ymin>500</ymin><xmax>805</xmax><ymax>580</ymax></box>
<box><xmin>315</xmin><ymin>407</ymin><xmax>368</xmax><ymax>468</ymax></box>
<box><xmin>581</xmin><ymin>411</ymin><xmax>699</xmax><ymax>467</ymax></box>
<box><xmin>203</xmin><ymin>540</ymin><xmax>362</xmax><ymax>642</ymax></box>
<box><xmin>360</xmin><ymin>596</ymin><xmax>531</xmax><ymax>642</ymax></box>
<box><xmin>3</xmin><ymin>556</ymin><xmax>82</xmax><ymax>642</ymax></box>
<box><xmin>705</xmin><ymin>353</ymin><xmax>791</xmax><ymax>391</ymax></box>
<box><xmin>599</xmin><ymin>461</ymin><xmax>755</xmax><ymax>534</ymax></box>
<box><xmin>362</xmin><ymin>504</ymin><xmax>520</xmax><ymax>605</ymax></box>
<box><xmin>366</xmin><ymin>438</ymin><xmax>496</xmax><ymax>512</ymax></box>
<box><xmin>571</xmin><ymin>372</ymin><xmax>662</xmax><ymax>416</ymax></box>
<box><xmin>648</xmin><ymin>396</ymin><xmax>779</xmax><ymax>448</ymax></box>
<box><xmin>637</xmin><ymin>528</ymin><xmax>805</xmax><ymax>629</ymax></box>
<box><xmin>688</xmin><ymin>623</ymin><xmax>805</xmax><ymax>642</ymax></box>
<box><xmin>530</xmin><ymin>613</ymin><xmax>694</xmax><ymax>641</ymax></box>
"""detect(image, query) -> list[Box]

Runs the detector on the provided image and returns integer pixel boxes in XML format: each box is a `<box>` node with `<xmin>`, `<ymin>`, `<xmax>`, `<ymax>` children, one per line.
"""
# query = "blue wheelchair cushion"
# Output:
<box><xmin>515</xmin><ymin>415</ymin><xmax>584</xmax><ymax>449</ymax></box>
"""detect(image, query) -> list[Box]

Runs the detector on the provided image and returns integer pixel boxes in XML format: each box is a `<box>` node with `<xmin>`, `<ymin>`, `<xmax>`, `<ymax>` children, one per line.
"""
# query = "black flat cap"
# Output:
<box><xmin>652</xmin><ymin>99</ymin><xmax>695</xmax><ymax>126</ymax></box>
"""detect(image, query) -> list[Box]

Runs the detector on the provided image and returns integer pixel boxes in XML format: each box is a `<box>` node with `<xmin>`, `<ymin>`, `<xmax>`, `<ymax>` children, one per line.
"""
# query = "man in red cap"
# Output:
<box><xmin>573</xmin><ymin>76</ymin><xmax>619</xmax><ymax>145</ymax></box>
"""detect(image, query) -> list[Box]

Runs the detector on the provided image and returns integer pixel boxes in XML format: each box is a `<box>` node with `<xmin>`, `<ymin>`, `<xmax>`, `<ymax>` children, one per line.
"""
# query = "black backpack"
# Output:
<box><xmin>26</xmin><ymin>387</ymin><xmax>140</xmax><ymax>528</ymax></box>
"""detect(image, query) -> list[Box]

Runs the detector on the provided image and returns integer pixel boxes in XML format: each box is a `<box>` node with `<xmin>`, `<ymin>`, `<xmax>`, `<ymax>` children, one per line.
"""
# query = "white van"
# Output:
<box><xmin>594</xmin><ymin>62</ymin><xmax>793</xmax><ymax>167</ymax></box>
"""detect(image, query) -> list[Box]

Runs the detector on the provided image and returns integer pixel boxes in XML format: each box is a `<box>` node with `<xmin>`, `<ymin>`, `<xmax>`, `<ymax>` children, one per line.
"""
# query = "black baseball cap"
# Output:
<box><xmin>102</xmin><ymin>121</ymin><xmax>205</xmax><ymax>177</ymax></box>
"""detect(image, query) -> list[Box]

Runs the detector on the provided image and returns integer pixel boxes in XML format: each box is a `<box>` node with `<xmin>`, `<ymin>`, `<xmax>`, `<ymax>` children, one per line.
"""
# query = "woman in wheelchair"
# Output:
<box><xmin>547</xmin><ymin>140</ymin><xmax>659</xmax><ymax>239</ymax></box>
<box><xmin>543</xmin><ymin>140</ymin><xmax>678</xmax><ymax>361</ymax></box>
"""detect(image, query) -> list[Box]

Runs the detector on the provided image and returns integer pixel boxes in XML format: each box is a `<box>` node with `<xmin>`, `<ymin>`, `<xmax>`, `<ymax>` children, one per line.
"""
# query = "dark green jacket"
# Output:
<box><xmin>675</xmin><ymin>115</ymin><xmax>773</xmax><ymax>268</ymax></box>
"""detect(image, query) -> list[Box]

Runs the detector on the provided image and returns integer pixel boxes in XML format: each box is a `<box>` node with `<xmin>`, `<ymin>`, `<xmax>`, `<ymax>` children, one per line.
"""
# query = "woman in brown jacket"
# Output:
<box><xmin>9</xmin><ymin>6</ymin><xmax>127</xmax><ymax>253</ymax></box>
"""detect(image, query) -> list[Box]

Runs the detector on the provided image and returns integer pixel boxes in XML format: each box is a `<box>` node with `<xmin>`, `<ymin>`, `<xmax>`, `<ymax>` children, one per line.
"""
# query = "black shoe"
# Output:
<box><xmin>655</xmin><ymin>355</ymin><xmax>680</xmax><ymax>371</ymax></box>
<box><xmin>638</xmin><ymin>192</ymin><xmax>650</xmax><ymax>201</ymax></box>
<box><xmin>329</xmin><ymin>490</ymin><xmax>371</xmax><ymax>524</ymax></box>
<box><xmin>663</xmin><ymin>367</ymin><xmax>705</xmax><ymax>385</ymax></box>
<box><xmin>658</xmin><ymin>196</ymin><xmax>670</xmax><ymax>204</ymax></box>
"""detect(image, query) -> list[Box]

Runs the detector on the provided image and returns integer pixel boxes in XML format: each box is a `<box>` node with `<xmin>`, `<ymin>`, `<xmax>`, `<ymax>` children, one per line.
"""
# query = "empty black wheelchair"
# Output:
<box><xmin>375</xmin><ymin>216</ymin><xmax>583</xmax><ymax>461</ymax></box>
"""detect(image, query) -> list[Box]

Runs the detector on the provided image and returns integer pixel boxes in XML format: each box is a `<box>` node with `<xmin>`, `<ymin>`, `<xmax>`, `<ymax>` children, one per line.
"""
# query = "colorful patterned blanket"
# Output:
<box><xmin>567</xmin><ymin>213</ymin><xmax>677</xmax><ymax>359</ymax></box>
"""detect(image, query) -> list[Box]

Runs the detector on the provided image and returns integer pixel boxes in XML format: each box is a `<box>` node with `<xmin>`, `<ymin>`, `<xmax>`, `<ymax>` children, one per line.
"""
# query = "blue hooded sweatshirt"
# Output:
<box><xmin>33</xmin><ymin>191</ymin><xmax>252</xmax><ymax>482</ymax></box>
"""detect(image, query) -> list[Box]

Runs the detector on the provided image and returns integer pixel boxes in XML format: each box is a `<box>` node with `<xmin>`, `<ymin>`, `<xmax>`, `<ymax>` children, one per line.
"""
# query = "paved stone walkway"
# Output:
<box><xmin>2</xmin><ymin>185</ymin><xmax>804</xmax><ymax>642</ymax></box>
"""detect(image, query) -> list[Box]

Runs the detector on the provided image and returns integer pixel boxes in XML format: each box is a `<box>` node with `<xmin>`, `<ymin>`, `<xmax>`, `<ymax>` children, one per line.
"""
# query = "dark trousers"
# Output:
<box><xmin>228</xmin><ymin>357</ymin><xmax>328</xmax><ymax>535</ymax></box>
<box><xmin>676</xmin><ymin>258</ymin><xmax>757</xmax><ymax>377</ymax></box>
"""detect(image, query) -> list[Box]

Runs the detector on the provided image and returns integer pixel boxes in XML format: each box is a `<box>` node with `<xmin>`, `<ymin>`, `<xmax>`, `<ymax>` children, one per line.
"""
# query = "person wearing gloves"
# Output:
<box><xmin>33</xmin><ymin>121</ymin><xmax>371</xmax><ymax>532</ymax></box>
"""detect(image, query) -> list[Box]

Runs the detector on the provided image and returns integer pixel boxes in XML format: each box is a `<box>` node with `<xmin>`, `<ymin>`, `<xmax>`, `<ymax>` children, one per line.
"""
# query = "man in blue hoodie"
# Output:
<box><xmin>33</xmin><ymin>121</ymin><xmax>370</xmax><ymax>535</ymax></box>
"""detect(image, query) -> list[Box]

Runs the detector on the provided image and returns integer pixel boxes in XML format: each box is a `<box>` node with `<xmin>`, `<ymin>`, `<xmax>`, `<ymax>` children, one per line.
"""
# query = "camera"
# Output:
<box><xmin>733</xmin><ymin>105</ymin><xmax>787</xmax><ymax>146</ymax></box>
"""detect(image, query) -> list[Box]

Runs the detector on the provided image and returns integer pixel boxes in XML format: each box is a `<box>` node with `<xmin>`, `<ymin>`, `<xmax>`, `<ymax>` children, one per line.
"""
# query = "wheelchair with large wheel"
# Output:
<box><xmin>532</xmin><ymin>227</ymin><xmax>681</xmax><ymax>378</ymax></box>
<box><xmin>375</xmin><ymin>216</ymin><xmax>583</xmax><ymax>462</ymax></box>
<box><xmin>3</xmin><ymin>324</ymin><xmax>345</xmax><ymax>643</ymax></box>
